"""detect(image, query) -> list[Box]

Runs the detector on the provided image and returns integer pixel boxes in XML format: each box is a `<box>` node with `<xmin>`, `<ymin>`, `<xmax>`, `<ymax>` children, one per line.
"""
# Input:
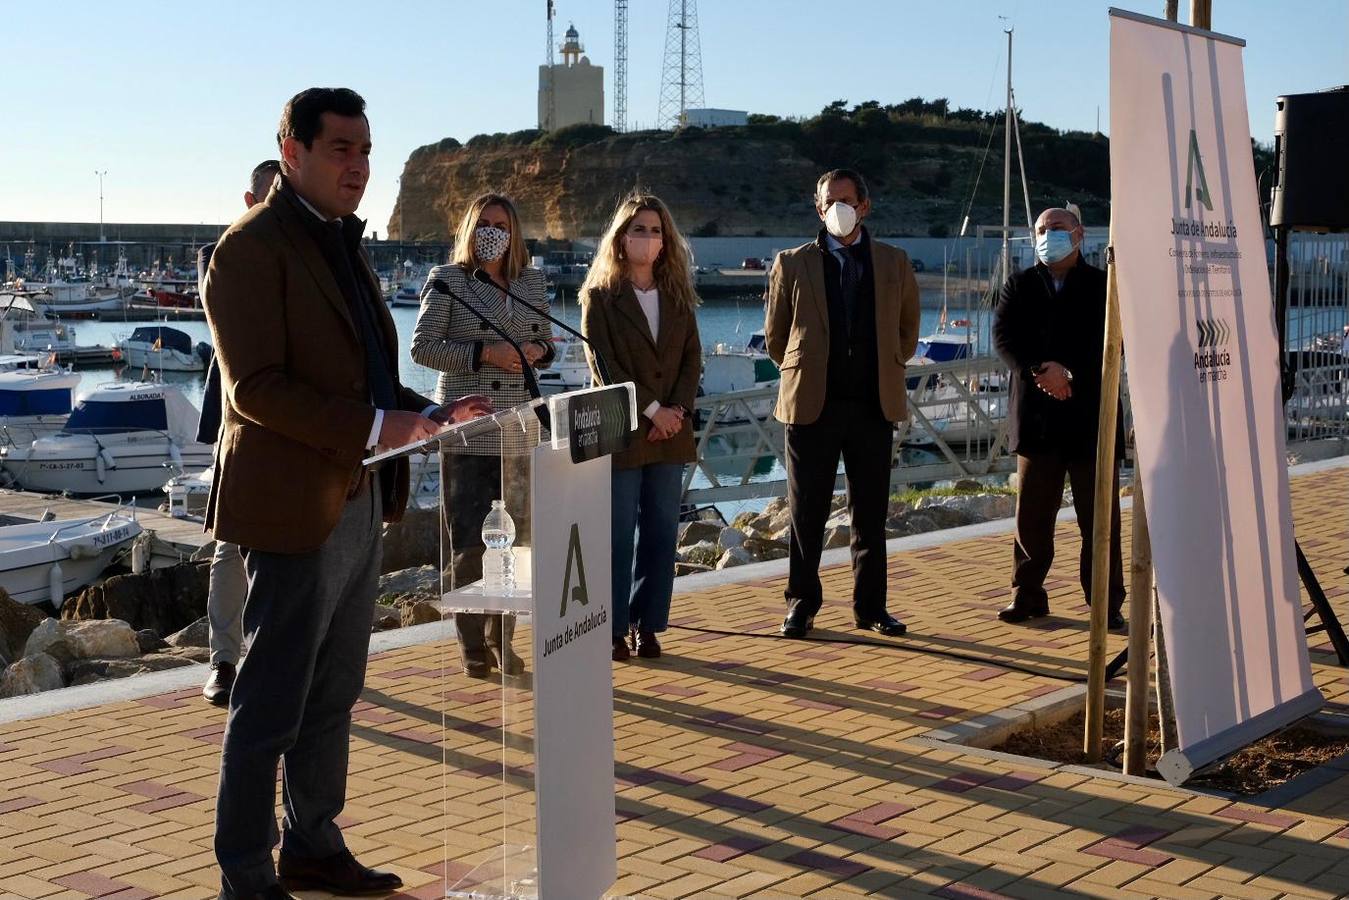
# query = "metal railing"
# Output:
<box><xmin>683</xmin><ymin>356</ymin><xmax>1020</xmax><ymax>506</ymax></box>
<box><xmin>1282</xmin><ymin>235</ymin><xmax>1349</xmax><ymax>444</ymax></box>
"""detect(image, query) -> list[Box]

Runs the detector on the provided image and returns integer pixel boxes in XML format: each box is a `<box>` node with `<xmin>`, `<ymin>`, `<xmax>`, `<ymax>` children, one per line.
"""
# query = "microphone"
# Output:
<box><xmin>471</xmin><ymin>268</ymin><xmax>613</xmax><ymax>386</ymax></box>
<box><xmin>430</xmin><ymin>278</ymin><xmax>550</xmax><ymax>430</ymax></box>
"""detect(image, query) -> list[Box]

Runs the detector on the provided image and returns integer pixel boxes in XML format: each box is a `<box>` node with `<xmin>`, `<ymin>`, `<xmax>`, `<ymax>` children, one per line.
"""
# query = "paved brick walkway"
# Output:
<box><xmin>1</xmin><ymin>462</ymin><xmax>1346</xmax><ymax>899</ymax></box>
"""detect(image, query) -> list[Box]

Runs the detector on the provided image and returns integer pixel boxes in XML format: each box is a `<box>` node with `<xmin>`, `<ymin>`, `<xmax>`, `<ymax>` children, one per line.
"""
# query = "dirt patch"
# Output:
<box><xmin>991</xmin><ymin>708</ymin><xmax>1349</xmax><ymax>796</ymax></box>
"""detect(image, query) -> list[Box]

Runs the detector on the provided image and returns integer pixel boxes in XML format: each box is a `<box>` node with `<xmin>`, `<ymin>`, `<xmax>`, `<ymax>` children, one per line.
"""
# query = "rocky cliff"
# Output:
<box><xmin>390</xmin><ymin>108</ymin><xmax>1115</xmax><ymax>242</ymax></box>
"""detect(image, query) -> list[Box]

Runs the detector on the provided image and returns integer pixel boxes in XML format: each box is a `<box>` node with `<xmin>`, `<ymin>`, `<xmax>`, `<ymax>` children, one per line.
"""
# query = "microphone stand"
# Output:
<box><xmin>430</xmin><ymin>278</ymin><xmax>551</xmax><ymax>431</ymax></box>
<box><xmin>471</xmin><ymin>268</ymin><xmax>614</xmax><ymax>386</ymax></box>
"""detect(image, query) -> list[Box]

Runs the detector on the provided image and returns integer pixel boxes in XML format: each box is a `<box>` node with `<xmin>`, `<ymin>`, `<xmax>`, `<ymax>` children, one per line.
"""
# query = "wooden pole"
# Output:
<box><xmin>1155</xmin><ymin>592</ymin><xmax>1180</xmax><ymax>752</ymax></box>
<box><xmin>1084</xmin><ymin>236</ymin><xmax>1124</xmax><ymax>762</ymax></box>
<box><xmin>1123</xmin><ymin>467</ymin><xmax>1155</xmax><ymax>775</ymax></box>
<box><xmin>1190</xmin><ymin>0</ymin><xmax>1212</xmax><ymax>29</ymax></box>
<box><xmin>1165</xmin><ymin>0</ymin><xmax>1179</xmax><ymax>23</ymax></box>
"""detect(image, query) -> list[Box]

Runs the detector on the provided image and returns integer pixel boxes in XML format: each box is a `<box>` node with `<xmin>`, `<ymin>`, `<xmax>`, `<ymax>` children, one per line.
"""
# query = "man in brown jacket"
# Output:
<box><xmin>765</xmin><ymin>168</ymin><xmax>920</xmax><ymax>639</ymax></box>
<box><xmin>203</xmin><ymin>88</ymin><xmax>487</xmax><ymax>900</ymax></box>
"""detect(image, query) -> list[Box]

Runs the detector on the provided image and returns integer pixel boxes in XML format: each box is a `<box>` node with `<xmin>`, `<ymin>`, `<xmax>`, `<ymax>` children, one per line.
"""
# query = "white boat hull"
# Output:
<box><xmin>0</xmin><ymin>514</ymin><xmax>141</xmax><ymax>607</ymax></box>
<box><xmin>119</xmin><ymin>345</ymin><xmax>205</xmax><ymax>372</ymax></box>
<box><xmin>1</xmin><ymin>433</ymin><xmax>213</xmax><ymax>496</ymax></box>
<box><xmin>0</xmin><ymin>415</ymin><xmax>69</xmax><ymax>450</ymax></box>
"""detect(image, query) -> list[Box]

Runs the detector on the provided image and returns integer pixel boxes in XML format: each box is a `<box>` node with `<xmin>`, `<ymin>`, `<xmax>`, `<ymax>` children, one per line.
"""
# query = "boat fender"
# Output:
<box><xmin>168</xmin><ymin>443</ymin><xmax>183</xmax><ymax>470</ymax></box>
<box><xmin>95</xmin><ymin>453</ymin><xmax>105</xmax><ymax>483</ymax></box>
<box><xmin>49</xmin><ymin>561</ymin><xmax>64</xmax><ymax>608</ymax></box>
<box><xmin>99</xmin><ymin>446</ymin><xmax>117</xmax><ymax>470</ymax></box>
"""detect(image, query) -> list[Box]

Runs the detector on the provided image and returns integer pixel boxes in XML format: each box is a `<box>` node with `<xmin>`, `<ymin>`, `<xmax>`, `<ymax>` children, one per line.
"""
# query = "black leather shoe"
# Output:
<box><xmin>278</xmin><ymin>848</ymin><xmax>402</xmax><ymax>896</ymax></box>
<box><xmin>998</xmin><ymin>601</ymin><xmax>1050</xmax><ymax>624</ymax></box>
<box><xmin>635</xmin><ymin>629</ymin><xmax>661</xmax><ymax>659</ymax></box>
<box><xmin>217</xmin><ymin>885</ymin><xmax>297</xmax><ymax>900</ymax></box>
<box><xmin>203</xmin><ymin>662</ymin><xmax>235</xmax><ymax>707</ymax></box>
<box><xmin>854</xmin><ymin>613</ymin><xmax>907</xmax><ymax>636</ymax></box>
<box><xmin>612</xmin><ymin>637</ymin><xmax>631</xmax><ymax>662</ymax></box>
<box><xmin>780</xmin><ymin>606</ymin><xmax>815</xmax><ymax>638</ymax></box>
<box><xmin>1108</xmin><ymin>611</ymin><xmax>1127</xmax><ymax>633</ymax></box>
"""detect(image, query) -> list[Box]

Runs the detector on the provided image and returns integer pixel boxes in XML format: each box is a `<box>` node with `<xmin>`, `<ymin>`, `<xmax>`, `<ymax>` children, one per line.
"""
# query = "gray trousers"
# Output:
<box><xmin>214</xmin><ymin>485</ymin><xmax>381</xmax><ymax>894</ymax></box>
<box><xmin>207</xmin><ymin>539</ymin><xmax>246</xmax><ymax>666</ymax></box>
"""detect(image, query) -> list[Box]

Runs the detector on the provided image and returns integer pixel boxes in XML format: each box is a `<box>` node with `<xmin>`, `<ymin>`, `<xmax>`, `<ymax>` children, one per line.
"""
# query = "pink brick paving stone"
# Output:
<box><xmin>0</xmin><ymin>795</ymin><xmax>44</xmax><ymax>814</ymax></box>
<box><xmin>686</xmin><ymin>711</ymin><xmax>774</xmax><ymax>736</ymax></box>
<box><xmin>931</xmin><ymin>771</ymin><xmax>998</xmax><ymax>794</ymax></box>
<box><xmin>1335</xmin><ymin>826</ymin><xmax>1349</xmax><ymax>840</ymax></box>
<box><xmin>130</xmin><ymin>790</ymin><xmax>206</xmax><ymax>814</ymax></box>
<box><xmin>791</xmin><ymin>697</ymin><xmax>844</xmax><ymax>712</ymax></box>
<box><xmin>782</xmin><ymin>849</ymin><xmax>871</xmax><ymax>878</ymax></box>
<box><xmin>1083</xmin><ymin>841</ymin><xmax>1173</xmax><ymax>867</ymax></box>
<box><xmin>390</xmin><ymin>727</ymin><xmax>443</xmax><ymax>745</ymax></box>
<box><xmin>917</xmin><ymin>704</ymin><xmax>965</xmax><ymax>721</ymax></box>
<box><xmin>693</xmin><ymin>835</ymin><xmax>772</xmax><ymax>863</ymax></box>
<box><xmin>830</xmin><ymin>814</ymin><xmax>905</xmax><ymax>840</ymax></box>
<box><xmin>440</xmin><ymin>689</ymin><xmax>496</xmax><ymax>705</ymax></box>
<box><xmin>935</xmin><ymin>883</ymin><xmax>1015</xmax><ymax>900</ymax></box>
<box><xmin>1214</xmin><ymin>804</ymin><xmax>1302</xmax><ymax>829</ymax></box>
<box><xmin>35</xmin><ymin>744</ymin><xmax>136</xmax><ymax>774</ymax></box>
<box><xmin>53</xmin><ymin>872</ymin><xmax>142</xmax><ymax>896</ymax></box>
<box><xmin>695</xmin><ymin>789</ymin><xmax>771</xmax><ymax>814</ymax></box>
<box><xmin>650</xmin><ymin>683</ymin><xmax>706</xmax><ymax>698</ymax></box>
<box><xmin>616</xmin><ymin>767</ymin><xmax>702</xmax><ymax>788</ymax></box>
<box><xmin>851</xmin><ymin>801</ymin><xmax>915</xmax><ymax>824</ymax></box>
<box><xmin>858</xmin><ymin>678</ymin><xmax>921</xmax><ymax>692</ymax></box>
<box><xmin>959</xmin><ymin>666</ymin><xmax>1007</xmax><ymax>682</ymax></box>
<box><xmin>120</xmin><ymin>780</ymin><xmax>184</xmax><ymax>800</ymax></box>
<box><xmin>984</xmin><ymin>772</ymin><xmax>1043</xmax><ymax>791</ymax></box>
<box><xmin>683</xmin><ymin>631</ymin><xmax>724</xmax><ymax>643</ymax></box>
<box><xmin>181</xmin><ymin>724</ymin><xmax>226</xmax><ymax>744</ymax></box>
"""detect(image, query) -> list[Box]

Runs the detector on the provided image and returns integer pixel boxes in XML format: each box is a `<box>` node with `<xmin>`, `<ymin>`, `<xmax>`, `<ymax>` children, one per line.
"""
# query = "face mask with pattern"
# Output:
<box><xmin>474</xmin><ymin>226</ymin><xmax>510</xmax><ymax>263</ymax></box>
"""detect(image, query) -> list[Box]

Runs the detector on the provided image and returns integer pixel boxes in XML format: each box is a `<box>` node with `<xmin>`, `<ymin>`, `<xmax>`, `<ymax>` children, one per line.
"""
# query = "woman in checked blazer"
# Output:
<box><xmin>411</xmin><ymin>193</ymin><xmax>554</xmax><ymax>678</ymax></box>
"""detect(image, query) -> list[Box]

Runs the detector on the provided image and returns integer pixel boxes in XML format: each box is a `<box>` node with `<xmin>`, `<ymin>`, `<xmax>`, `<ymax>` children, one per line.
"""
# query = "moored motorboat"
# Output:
<box><xmin>118</xmin><ymin>325</ymin><xmax>211</xmax><ymax>372</ymax></box>
<box><xmin>0</xmin><ymin>367</ymin><xmax>79</xmax><ymax>450</ymax></box>
<box><xmin>0</xmin><ymin>509</ymin><xmax>141</xmax><ymax>609</ymax></box>
<box><xmin>0</xmin><ymin>381</ymin><xmax>212</xmax><ymax>496</ymax></box>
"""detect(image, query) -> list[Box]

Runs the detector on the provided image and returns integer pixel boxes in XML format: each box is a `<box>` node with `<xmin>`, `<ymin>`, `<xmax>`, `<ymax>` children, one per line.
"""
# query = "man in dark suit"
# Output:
<box><xmin>203</xmin><ymin>88</ymin><xmax>488</xmax><ymax>900</ymax></box>
<box><xmin>764</xmin><ymin>168</ymin><xmax>920</xmax><ymax>639</ymax></box>
<box><xmin>197</xmin><ymin>158</ymin><xmax>281</xmax><ymax>708</ymax></box>
<box><xmin>992</xmin><ymin>207</ymin><xmax>1125</xmax><ymax>631</ymax></box>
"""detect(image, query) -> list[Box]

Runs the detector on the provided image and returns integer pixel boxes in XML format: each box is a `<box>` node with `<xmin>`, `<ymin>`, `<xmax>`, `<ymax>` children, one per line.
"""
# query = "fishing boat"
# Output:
<box><xmin>0</xmin><ymin>381</ymin><xmax>212</xmax><ymax>496</ymax></box>
<box><xmin>118</xmin><ymin>325</ymin><xmax>211</xmax><ymax>372</ymax></box>
<box><xmin>0</xmin><ymin>508</ymin><xmax>141</xmax><ymax>610</ymax></box>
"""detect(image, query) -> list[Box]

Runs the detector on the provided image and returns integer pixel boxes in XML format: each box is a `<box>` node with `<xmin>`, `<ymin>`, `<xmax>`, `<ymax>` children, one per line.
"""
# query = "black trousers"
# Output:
<box><xmin>784</xmin><ymin>398</ymin><xmax>894</xmax><ymax>618</ymax></box>
<box><xmin>440</xmin><ymin>452</ymin><xmax>530</xmax><ymax>664</ymax></box>
<box><xmin>1012</xmin><ymin>450</ymin><xmax>1125</xmax><ymax>614</ymax></box>
<box><xmin>215</xmin><ymin>484</ymin><xmax>381</xmax><ymax>894</ymax></box>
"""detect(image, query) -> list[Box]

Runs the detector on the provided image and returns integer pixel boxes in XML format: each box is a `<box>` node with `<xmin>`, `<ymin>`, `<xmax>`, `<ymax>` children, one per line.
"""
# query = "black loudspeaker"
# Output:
<box><xmin>1269</xmin><ymin>86</ymin><xmax>1349</xmax><ymax>232</ymax></box>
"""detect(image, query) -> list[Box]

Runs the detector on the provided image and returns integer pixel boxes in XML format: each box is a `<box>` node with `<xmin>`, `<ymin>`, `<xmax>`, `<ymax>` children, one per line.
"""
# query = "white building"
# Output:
<box><xmin>538</xmin><ymin>24</ymin><xmax>605</xmax><ymax>131</ymax></box>
<box><xmin>683</xmin><ymin>108</ymin><xmax>749</xmax><ymax>128</ymax></box>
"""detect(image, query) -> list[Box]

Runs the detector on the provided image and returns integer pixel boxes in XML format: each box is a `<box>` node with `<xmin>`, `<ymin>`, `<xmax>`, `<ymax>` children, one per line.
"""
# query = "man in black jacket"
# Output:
<box><xmin>992</xmin><ymin>207</ymin><xmax>1125</xmax><ymax>631</ymax></box>
<box><xmin>197</xmin><ymin>158</ymin><xmax>281</xmax><ymax>707</ymax></box>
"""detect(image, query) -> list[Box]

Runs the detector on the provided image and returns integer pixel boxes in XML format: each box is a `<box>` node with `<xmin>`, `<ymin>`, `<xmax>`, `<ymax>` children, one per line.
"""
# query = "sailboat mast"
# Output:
<box><xmin>1002</xmin><ymin>27</ymin><xmax>1013</xmax><ymax>284</ymax></box>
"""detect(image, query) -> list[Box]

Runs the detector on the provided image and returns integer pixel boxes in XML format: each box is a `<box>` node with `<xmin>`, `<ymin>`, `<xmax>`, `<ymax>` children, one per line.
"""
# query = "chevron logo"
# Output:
<box><xmin>1196</xmin><ymin>318</ymin><xmax>1231</xmax><ymax>347</ymax></box>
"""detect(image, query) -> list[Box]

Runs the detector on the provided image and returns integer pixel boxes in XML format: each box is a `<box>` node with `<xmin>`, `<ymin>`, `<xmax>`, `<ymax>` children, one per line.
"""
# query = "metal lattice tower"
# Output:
<box><xmin>613</xmin><ymin>0</ymin><xmax>628</xmax><ymax>132</ymax></box>
<box><xmin>656</xmin><ymin>0</ymin><xmax>704</xmax><ymax>130</ymax></box>
<box><xmin>544</xmin><ymin>0</ymin><xmax>557</xmax><ymax>130</ymax></box>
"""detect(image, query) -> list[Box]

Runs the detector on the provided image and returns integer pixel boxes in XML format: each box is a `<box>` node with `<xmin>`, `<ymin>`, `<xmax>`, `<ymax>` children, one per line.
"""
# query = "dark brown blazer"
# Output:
<box><xmin>764</xmin><ymin>238</ymin><xmax>921</xmax><ymax>424</ymax></box>
<box><xmin>580</xmin><ymin>281</ymin><xmax>702</xmax><ymax>470</ymax></box>
<box><xmin>202</xmin><ymin>182</ymin><xmax>432</xmax><ymax>553</ymax></box>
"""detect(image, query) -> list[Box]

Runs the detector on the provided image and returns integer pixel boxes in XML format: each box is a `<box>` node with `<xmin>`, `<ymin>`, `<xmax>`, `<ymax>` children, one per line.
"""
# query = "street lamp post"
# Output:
<box><xmin>94</xmin><ymin>170</ymin><xmax>108</xmax><ymax>242</ymax></box>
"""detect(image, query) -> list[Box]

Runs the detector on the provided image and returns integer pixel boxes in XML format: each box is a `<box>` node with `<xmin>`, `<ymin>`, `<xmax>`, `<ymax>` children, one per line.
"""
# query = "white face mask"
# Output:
<box><xmin>474</xmin><ymin>226</ymin><xmax>510</xmax><ymax>263</ymax></box>
<box><xmin>823</xmin><ymin>200</ymin><xmax>858</xmax><ymax>239</ymax></box>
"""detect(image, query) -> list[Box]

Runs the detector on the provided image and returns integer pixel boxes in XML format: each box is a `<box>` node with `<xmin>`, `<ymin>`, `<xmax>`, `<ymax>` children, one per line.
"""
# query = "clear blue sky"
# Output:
<box><xmin>5</xmin><ymin>0</ymin><xmax>1345</xmax><ymax>236</ymax></box>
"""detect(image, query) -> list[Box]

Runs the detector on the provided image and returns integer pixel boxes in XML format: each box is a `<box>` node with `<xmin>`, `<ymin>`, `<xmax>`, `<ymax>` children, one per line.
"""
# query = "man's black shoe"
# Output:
<box><xmin>278</xmin><ymin>848</ymin><xmax>403</xmax><ymax>896</ymax></box>
<box><xmin>203</xmin><ymin>661</ymin><xmax>236</xmax><ymax>707</ymax></box>
<box><xmin>217</xmin><ymin>886</ymin><xmax>297</xmax><ymax>900</ymax></box>
<box><xmin>854</xmin><ymin>613</ymin><xmax>907</xmax><ymax>636</ymax></box>
<box><xmin>780</xmin><ymin>607</ymin><xmax>814</xmax><ymax>638</ymax></box>
<box><xmin>1108</xmin><ymin>611</ymin><xmax>1127</xmax><ymax>633</ymax></box>
<box><xmin>997</xmin><ymin>601</ymin><xmax>1049</xmax><ymax>624</ymax></box>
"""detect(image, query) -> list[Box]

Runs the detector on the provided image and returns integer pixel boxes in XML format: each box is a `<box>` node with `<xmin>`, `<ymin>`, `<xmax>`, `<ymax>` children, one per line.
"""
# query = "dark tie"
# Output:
<box><xmin>839</xmin><ymin>245</ymin><xmax>861</xmax><ymax>336</ymax></box>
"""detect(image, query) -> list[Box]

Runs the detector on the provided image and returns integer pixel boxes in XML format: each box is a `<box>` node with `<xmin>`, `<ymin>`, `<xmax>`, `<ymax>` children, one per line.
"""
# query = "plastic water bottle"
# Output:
<box><xmin>481</xmin><ymin>500</ymin><xmax>517</xmax><ymax>594</ymax></box>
